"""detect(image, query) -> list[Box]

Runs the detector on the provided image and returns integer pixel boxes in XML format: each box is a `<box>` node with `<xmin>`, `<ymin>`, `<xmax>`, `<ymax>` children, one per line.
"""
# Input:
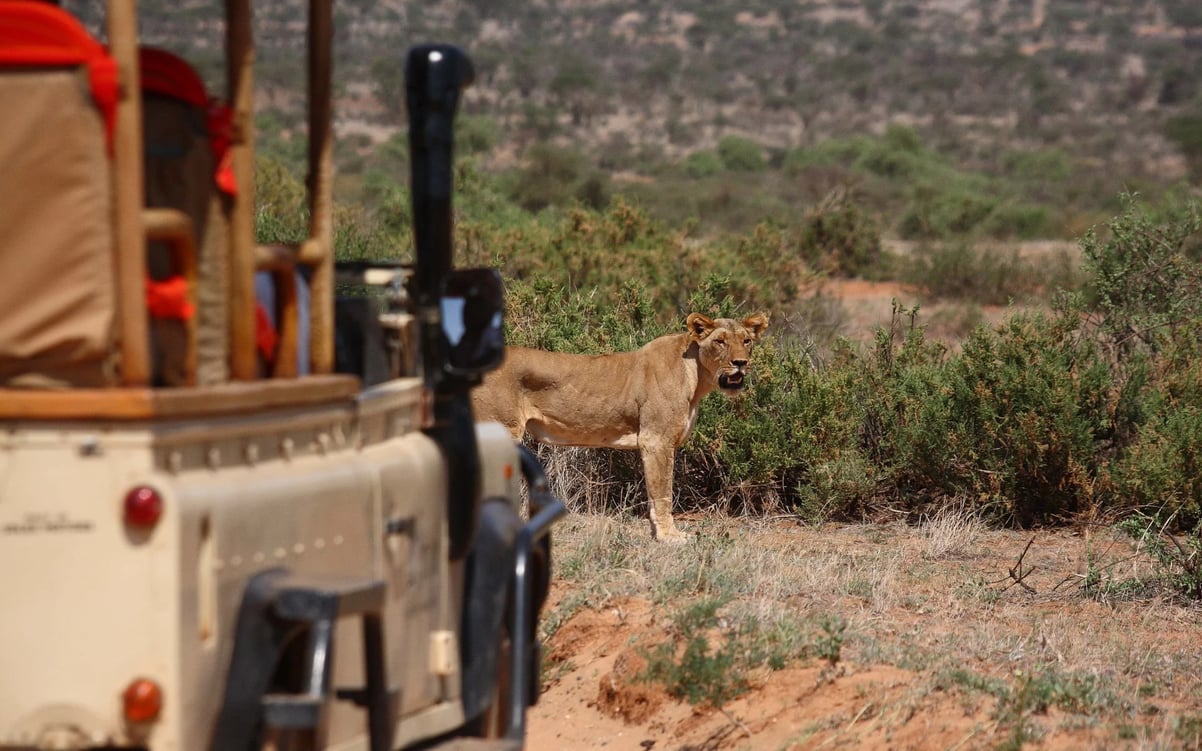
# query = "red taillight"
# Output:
<box><xmin>122</xmin><ymin>678</ymin><xmax>163</xmax><ymax>723</ymax></box>
<box><xmin>123</xmin><ymin>486</ymin><xmax>163</xmax><ymax>528</ymax></box>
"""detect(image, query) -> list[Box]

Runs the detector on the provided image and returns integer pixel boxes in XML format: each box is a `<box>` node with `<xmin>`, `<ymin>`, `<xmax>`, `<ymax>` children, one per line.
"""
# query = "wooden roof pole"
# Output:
<box><xmin>226</xmin><ymin>0</ymin><xmax>258</xmax><ymax>380</ymax></box>
<box><xmin>108</xmin><ymin>0</ymin><xmax>149</xmax><ymax>385</ymax></box>
<box><xmin>307</xmin><ymin>0</ymin><xmax>335</xmax><ymax>374</ymax></box>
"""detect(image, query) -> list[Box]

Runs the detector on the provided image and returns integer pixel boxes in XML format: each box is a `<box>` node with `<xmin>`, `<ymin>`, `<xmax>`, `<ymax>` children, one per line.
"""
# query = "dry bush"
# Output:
<box><xmin>535</xmin><ymin>445</ymin><xmax>643</xmax><ymax>517</ymax></box>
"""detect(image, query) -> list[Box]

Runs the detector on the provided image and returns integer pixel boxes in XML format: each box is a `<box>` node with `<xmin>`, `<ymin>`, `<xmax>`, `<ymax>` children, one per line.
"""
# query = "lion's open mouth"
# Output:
<box><xmin>718</xmin><ymin>372</ymin><xmax>745</xmax><ymax>390</ymax></box>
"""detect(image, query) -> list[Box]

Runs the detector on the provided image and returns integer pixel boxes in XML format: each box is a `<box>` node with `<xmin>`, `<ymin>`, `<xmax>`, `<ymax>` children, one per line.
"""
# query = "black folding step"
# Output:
<box><xmin>210</xmin><ymin>569</ymin><xmax>394</xmax><ymax>751</ymax></box>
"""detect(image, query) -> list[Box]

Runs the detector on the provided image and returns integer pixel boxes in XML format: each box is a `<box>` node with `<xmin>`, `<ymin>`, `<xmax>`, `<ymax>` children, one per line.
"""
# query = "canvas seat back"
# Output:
<box><xmin>0</xmin><ymin>2</ymin><xmax>119</xmax><ymax>387</ymax></box>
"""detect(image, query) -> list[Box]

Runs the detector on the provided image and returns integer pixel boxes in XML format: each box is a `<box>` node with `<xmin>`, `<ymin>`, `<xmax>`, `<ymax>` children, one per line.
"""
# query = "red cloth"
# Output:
<box><xmin>0</xmin><ymin>2</ymin><xmax>119</xmax><ymax>153</ymax></box>
<box><xmin>255</xmin><ymin>304</ymin><xmax>278</xmax><ymax>364</ymax></box>
<box><xmin>209</xmin><ymin>107</ymin><xmax>237</xmax><ymax>196</ymax></box>
<box><xmin>145</xmin><ymin>276</ymin><xmax>195</xmax><ymax>320</ymax></box>
<box><xmin>138</xmin><ymin>46</ymin><xmax>238</xmax><ymax>196</ymax></box>
<box><xmin>139</xmin><ymin>47</ymin><xmax>208</xmax><ymax>107</ymax></box>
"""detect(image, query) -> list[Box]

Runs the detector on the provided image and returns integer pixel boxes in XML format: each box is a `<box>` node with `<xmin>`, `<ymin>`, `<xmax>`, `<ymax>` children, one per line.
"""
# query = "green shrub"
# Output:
<box><xmin>1165</xmin><ymin>114</ymin><xmax>1202</xmax><ymax>180</ymax></box>
<box><xmin>681</xmin><ymin>301</ymin><xmax>1114</xmax><ymax>527</ymax></box>
<box><xmin>880</xmin><ymin>123</ymin><xmax>924</xmax><ymax>153</ymax></box>
<box><xmin>708</xmin><ymin>223</ymin><xmax>809</xmax><ymax>311</ymax></box>
<box><xmin>691</xmin><ymin>175</ymin><xmax>796</xmax><ymax>234</ymax></box>
<box><xmin>781</xmin><ymin>146</ymin><xmax>839</xmax><ymax>176</ymax></box>
<box><xmin>1078</xmin><ymin>197</ymin><xmax>1202</xmax><ymax>532</ymax></box>
<box><xmin>855</xmin><ymin>145</ymin><xmax>924</xmax><ymax>179</ymax></box>
<box><xmin>508</xmin><ymin>143</ymin><xmax>599</xmax><ymax>212</ymax></box>
<box><xmin>363</xmin><ymin>132</ymin><xmax>410</xmax><ymax>188</ymax></box>
<box><xmin>934</xmin><ymin>312</ymin><xmax>1113</xmax><ymax>525</ymax></box>
<box><xmin>457</xmin><ymin>114</ymin><xmax>500</xmax><ymax>155</ymax></box>
<box><xmin>1106</xmin><ymin>322</ymin><xmax>1202</xmax><ymax>527</ymax></box>
<box><xmin>1080</xmin><ymin>195</ymin><xmax>1202</xmax><ymax>353</ymax></box>
<box><xmin>808</xmin><ymin>136</ymin><xmax>875</xmax><ymax>167</ymax></box>
<box><xmin>255</xmin><ymin>156</ymin><xmax>309</xmax><ymax>244</ymax></box>
<box><xmin>827</xmin><ymin>307</ymin><xmax>1106</xmax><ymax>525</ymax></box>
<box><xmin>638</xmin><ymin>596</ymin><xmax>804</xmax><ymax>708</ymax></box>
<box><xmin>254</xmin><ymin>111</ymin><xmax>307</xmax><ymax>173</ymax></box>
<box><xmin>899</xmin><ymin>182</ymin><xmax>997</xmax><ymax>239</ymax></box>
<box><xmin>504</xmin><ymin>275</ymin><xmax>662</xmax><ymax>354</ymax></box>
<box><xmin>793</xmin><ymin>188</ymin><xmax>883</xmax><ymax>278</ymax></box>
<box><xmin>467</xmin><ymin>196</ymin><xmax>805</xmax><ymax>330</ymax></box>
<box><xmin>981</xmin><ymin>203</ymin><xmax>1050</xmax><ymax>240</ymax></box>
<box><xmin>716</xmin><ymin>135</ymin><xmax>766</xmax><ymax>172</ymax></box>
<box><xmin>851</xmin><ymin>309</ymin><xmax>957</xmax><ymax>508</ymax></box>
<box><xmin>903</xmin><ymin>241</ymin><xmax>1040</xmax><ymax>304</ymax></box>
<box><xmin>683</xmin><ymin>150</ymin><xmax>724</xmax><ymax>178</ymax></box>
<box><xmin>682</xmin><ymin>335</ymin><xmax>874</xmax><ymax>517</ymax></box>
<box><xmin>1115</xmin><ymin>515</ymin><xmax>1202</xmax><ymax>600</ymax></box>
<box><xmin>1002</xmin><ymin>148</ymin><xmax>1072</xmax><ymax>184</ymax></box>
<box><xmin>848</xmin><ymin>125</ymin><xmax>929</xmax><ymax>180</ymax></box>
<box><xmin>1162</xmin><ymin>0</ymin><xmax>1202</xmax><ymax>28</ymax></box>
<box><xmin>1109</xmin><ymin>405</ymin><xmax>1202</xmax><ymax>529</ymax></box>
<box><xmin>332</xmin><ymin>205</ymin><xmax>397</xmax><ymax>260</ymax></box>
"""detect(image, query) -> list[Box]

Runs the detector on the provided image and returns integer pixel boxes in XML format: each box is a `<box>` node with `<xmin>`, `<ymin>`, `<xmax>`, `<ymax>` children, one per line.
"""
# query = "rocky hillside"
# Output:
<box><xmin>334</xmin><ymin>0</ymin><xmax>1200</xmax><ymax>181</ymax></box>
<box><xmin>70</xmin><ymin>1</ymin><xmax>1202</xmax><ymax>187</ymax></box>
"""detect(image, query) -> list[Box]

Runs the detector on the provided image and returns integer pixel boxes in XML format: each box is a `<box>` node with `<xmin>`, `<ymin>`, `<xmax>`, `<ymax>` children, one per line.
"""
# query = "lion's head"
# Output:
<box><xmin>686</xmin><ymin>312</ymin><xmax>770</xmax><ymax>394</ymax></box>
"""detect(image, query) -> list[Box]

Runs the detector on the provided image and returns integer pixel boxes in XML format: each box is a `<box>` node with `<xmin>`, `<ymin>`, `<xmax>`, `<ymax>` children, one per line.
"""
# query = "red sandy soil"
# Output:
<box><xmin>526</xmin><ymin>515</ymin><xmax>1202</xmax><ymax>751</ymax></box>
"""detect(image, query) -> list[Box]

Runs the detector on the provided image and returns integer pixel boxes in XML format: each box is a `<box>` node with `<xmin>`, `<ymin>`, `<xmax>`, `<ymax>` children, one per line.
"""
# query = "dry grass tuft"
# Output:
<box><xmin>920</xmin><ymin>502</ymin><xmax>984</xmax><ymax>560</ymax></box>
<box><xmin>536</xmin><ymin>445</ymin><xmax>643</xmax><ymax>516</ymax></box>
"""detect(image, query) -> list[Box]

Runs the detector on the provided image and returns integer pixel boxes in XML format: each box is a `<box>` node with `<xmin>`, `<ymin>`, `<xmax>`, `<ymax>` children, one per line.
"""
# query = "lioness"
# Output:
<box><xmin>473</xmin><ymin>312</ymin><xmax>770</xmax><ymax>541</ymax></box>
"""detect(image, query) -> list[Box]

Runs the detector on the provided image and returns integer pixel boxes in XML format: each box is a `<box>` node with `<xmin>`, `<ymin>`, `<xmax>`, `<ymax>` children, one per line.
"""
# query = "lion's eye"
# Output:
<box><xmin>716</xmin><ymin>340</ymin><xmax>726</xmax><ymax>347</ymax></box>
<box><xmin>744</xmin><ymin>339</ymin><xmax>752</xmax><ymax>346</ymax></box>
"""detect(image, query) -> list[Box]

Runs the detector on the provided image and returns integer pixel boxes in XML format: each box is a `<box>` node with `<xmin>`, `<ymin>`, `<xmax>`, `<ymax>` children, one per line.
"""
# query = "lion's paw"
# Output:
<box><xmin>653</xmin><ymin>528</ymin><xmax>692</xmax><ymax>545</ymax></box>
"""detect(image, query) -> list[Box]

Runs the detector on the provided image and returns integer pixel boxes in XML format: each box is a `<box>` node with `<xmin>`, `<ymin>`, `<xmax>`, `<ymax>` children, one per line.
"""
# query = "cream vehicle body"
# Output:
<box><xmin>0</xmin><ymin>2</ymin><xmax>562</xmax><ymax>750</ymax></box>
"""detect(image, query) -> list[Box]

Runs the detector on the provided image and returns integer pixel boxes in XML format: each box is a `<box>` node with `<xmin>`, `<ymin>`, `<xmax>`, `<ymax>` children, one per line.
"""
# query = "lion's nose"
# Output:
<box><xmin>731</xmin><ymin>359</ymin><xmax>748</xmax><ymax>368</ymax></box>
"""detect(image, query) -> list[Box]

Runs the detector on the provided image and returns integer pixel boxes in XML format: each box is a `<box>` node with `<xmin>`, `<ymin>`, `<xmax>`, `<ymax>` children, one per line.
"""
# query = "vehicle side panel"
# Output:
<box><xmin>0</xmin><ymin>380</ymin><xmax>503</xmax><ymax>751</ymax></box>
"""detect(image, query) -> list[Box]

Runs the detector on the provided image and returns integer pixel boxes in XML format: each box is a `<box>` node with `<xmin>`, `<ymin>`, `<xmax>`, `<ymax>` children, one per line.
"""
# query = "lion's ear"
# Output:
<box><xmin>686</xmin><ymin>313</ymin><xmax>715</xmax><ymax>340</ymax></box>
<box><xmin>743</xmin><ymin>312</ymin><xmax>770</xmax><ymax>339</ymax></box>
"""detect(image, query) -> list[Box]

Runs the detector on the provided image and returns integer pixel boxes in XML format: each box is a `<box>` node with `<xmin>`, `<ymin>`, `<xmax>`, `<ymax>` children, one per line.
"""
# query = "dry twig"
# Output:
<box><xmin>990</xmin><ymin>536</ymin><xmax>1038</xmax><ymax>594</ymax></box>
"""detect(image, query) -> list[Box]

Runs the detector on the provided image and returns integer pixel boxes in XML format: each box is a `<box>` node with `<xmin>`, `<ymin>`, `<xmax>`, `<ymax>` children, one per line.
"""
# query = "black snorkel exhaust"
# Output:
<box><xmin>406</xmin><ymin>44</ymin><xmax>479</xmax><ymax>559</ymax></box>
<box><xmin>406</xmin><ymin>44</ymin><xmax>474</xmax><ymax>380</ymax></box>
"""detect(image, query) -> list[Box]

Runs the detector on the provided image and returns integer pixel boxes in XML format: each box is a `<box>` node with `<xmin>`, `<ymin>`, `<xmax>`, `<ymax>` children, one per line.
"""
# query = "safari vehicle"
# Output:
<box><xmin>0</xmin><ymin>1</ymin><xmax>563</xmax><ymax>749</ymax></box>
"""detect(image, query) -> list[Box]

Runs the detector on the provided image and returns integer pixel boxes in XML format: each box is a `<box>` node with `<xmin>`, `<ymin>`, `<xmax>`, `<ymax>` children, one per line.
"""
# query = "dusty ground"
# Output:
<box><xmin>526</xmin><ymin>513</ymin><xmax>1202</xmax><ymax>751</ymax></box>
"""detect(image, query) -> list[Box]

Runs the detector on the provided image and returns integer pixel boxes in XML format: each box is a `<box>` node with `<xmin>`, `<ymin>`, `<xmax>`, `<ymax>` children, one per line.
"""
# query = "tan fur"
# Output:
<box><xmin>473</xmin><ymin>312</ymin><xmax>770</xmax><ymax>541</ymax></box>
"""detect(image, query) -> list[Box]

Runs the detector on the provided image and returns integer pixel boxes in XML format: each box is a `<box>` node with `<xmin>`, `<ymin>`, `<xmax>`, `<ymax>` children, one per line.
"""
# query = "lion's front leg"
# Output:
<box><xmin>640</xmin><ymin>441</ymin><xmax>687</xmax><ymax>543</ymax></box>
